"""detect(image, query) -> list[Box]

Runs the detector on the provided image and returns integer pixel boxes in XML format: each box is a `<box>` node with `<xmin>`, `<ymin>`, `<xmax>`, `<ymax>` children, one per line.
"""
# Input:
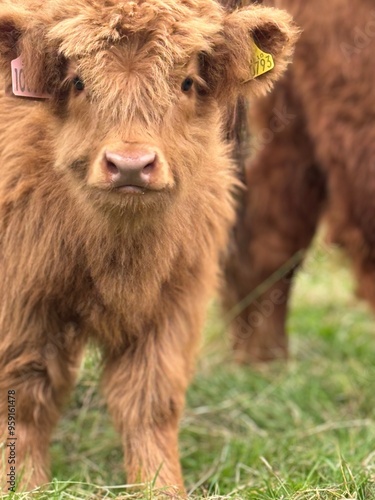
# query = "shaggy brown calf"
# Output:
<box><xmin>0</xmin><ymin>0</ymin><xmax>297</xmax><ymax>492</ymax></box>
<box><xmin>224</xmin><ymin>0</ymin><xmax>375</xmax><ymax>363</ymax></box>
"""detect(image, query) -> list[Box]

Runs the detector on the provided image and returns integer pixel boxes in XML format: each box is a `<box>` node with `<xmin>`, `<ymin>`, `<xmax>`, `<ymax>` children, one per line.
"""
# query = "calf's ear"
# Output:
<box><xmin>0</xmin><ymin>7</ymin><xmax>59</xmax><ymax>96</ymax></box>
<box><xmin>0</xmin><ymin>7</ymin><xmax>26</xmax><ymax>74</ymax></box>
<box><xmin>203</xmin><ymin>6</ymin><xmax>299</xmax><ymax>102</ymax></box>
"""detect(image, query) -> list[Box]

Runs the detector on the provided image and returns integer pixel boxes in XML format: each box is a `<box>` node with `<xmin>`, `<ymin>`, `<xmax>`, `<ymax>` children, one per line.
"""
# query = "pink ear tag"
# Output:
<box><xmin>11</xmin><ymin>56</ymin><xmax>51</xmax><ymax>99</ymax></box>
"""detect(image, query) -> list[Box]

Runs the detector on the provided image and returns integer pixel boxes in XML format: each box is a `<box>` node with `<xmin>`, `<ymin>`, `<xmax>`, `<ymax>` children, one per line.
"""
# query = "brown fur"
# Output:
<box><xmin>0</xmin><ymin>0</ymin><xmax>297</xmax><ymax>492</ymax></box>
<box><xmin>224</xmin><ymin>0</ymin><xmax>375</xmax><ymax>362</ymax></box>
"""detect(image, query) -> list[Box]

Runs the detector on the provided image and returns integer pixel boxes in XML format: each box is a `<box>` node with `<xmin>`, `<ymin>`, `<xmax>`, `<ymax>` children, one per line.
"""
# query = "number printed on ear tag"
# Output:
<box><xmin>251</xmin><ymin>43</ymin><xmax>275</xmax><ymax>79</ymax></box>
<box><xmin>11</xmin><ymin>56</ymin><xmax>50</xmax><ymax>99</ymax></box>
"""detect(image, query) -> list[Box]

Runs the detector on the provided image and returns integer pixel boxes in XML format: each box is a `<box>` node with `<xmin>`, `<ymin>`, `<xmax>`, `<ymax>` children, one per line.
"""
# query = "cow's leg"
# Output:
<box><xmin>223</xmin><ymin>78</ymin><xmax>326</xmax><ymax>363</ymax></box>
<box><xmin>351</xmin><ymin>250</ymin><xmax>375</xmax><ymax>312</ymax></box>
<box><xmin>324</xmin><ymin>132</ymin><xmax>375</xmax><ymax>317</ymax></box>
<box><xmin>102</xmin><ymin>313</ymin><xmax>199</xmax><ymax>493</ymax></box>
<box><xmin>0</xmin><ymin>321</ymin><xmax>84</xmax><ymax>491</ymax></box>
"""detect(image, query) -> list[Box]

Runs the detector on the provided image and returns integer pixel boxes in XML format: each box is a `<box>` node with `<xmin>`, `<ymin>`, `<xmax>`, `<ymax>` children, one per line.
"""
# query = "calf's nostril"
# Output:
<box><xmin>106</xmin><ymin>160</ymin><xmax>119</xmax><ymax>175</ymax></box>
<box><xmin>143</xmin><ymin>161</ymin><xmax>155</xmax><ymax>174</ymax></box>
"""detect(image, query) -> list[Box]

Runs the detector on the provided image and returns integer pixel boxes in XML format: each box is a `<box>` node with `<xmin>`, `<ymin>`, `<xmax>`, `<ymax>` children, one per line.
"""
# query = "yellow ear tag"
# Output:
<box><xmin>251</xmin><ymin>43</ymin><xmax>275</xmax><ymax>78</ymax></box>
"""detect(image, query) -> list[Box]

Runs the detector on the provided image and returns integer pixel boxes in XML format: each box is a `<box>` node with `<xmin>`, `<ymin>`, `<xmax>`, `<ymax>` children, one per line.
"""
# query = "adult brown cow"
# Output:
<box><xmin>224</xmin><ymin>0</ymin><xmax>375</xmax><ymax>363</ymax></box>
<box><xmin>0</xmin><ymin>0</ymin><xmax>297</xmax><ymax>493</ymax></box>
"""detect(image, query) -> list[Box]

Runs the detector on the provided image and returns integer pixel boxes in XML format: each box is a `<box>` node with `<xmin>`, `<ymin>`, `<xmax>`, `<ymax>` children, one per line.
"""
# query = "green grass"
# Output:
<box><xmin>3</xmin><ymin>237</ymin><xmax>375</xmax><ymax>499</ymax></box>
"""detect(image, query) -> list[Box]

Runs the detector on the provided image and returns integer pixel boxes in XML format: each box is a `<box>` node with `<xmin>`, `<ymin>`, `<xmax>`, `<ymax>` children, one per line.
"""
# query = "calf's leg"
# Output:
<box><xmin>102</xmin><ymin>319</ymin><xmax>198</xmax><ymax>493</ymax></box>
<box><xmin>0</xmin><ymin>321</ymin><xmax>84</xmax><ymax>491</ymax></box>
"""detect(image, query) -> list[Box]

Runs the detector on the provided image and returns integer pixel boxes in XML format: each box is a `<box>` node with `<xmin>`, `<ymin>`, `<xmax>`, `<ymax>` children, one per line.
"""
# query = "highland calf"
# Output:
<box><xmin>224</xmin><ymin>0</ymin><xmax>375</xmax><ymax>363</ymax></box>
<box><xmin>0</xmin><ymin>0</ymin><xmax>297</xmax><ymax>492</ymax></box>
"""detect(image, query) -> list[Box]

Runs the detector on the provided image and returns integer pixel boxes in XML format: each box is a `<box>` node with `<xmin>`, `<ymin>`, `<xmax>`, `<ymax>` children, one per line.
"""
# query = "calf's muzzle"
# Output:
<box><xmin>104</xmin><ymin>148</ymin><xmax>158</xmax><ymax>192</ymax></box>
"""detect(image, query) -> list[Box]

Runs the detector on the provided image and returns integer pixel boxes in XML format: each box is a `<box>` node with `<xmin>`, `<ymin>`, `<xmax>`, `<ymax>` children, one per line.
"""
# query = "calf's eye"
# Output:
<box><xmin>181</xmin><ymin>77</ymin><xmax>194</xmax><ymax>93</ymax></box>
<box><xmin>73</xmin><ymin>77</ymin><xmax>85</xmax><ymax>92</ymax></box>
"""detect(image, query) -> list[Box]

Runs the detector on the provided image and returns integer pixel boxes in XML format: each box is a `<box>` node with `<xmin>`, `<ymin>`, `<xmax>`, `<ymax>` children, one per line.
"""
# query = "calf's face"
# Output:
<box><xmin>0</xmin><ymin>0</ymin><xmax>297</xmax><ymax>211</ymax></box>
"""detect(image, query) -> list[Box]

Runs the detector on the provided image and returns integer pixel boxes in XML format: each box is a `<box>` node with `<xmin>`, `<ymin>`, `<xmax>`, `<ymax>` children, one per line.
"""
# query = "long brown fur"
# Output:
<box><xmin>0</xmin><ymin>0</ymin><xmax>297</xmax><ymax>492</ymax></box>
<box><xmin>223</xmin><ymin>0</ymin><xmax>375</xmax><ymax>363</ymax></box>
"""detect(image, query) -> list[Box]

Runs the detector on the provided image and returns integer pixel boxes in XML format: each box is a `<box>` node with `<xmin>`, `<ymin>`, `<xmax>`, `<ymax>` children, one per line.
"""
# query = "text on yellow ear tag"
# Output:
<box><xmin>251</xmin><ymin>43</ymin><xmax>275</xmax><ymax>78</ymax></box>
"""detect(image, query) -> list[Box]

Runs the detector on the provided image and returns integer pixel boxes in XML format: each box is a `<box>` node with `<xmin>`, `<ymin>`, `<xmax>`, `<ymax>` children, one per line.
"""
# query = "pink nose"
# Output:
<box><xmin>104</xmin><ymin>150</ymin><xmax>157</xmax><ymax>189</ymax></box>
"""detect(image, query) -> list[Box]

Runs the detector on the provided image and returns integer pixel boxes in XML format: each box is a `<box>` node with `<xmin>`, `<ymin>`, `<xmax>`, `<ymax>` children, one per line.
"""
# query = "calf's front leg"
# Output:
<box><xmin>0</xmin><ymin>322</ymin><xmax>84</xmax><ymax>492</ymax></box>
<box><xmin>102</xmin><ymin>324</ymin><xmax>196</xmax><ymax>493</ymax></box>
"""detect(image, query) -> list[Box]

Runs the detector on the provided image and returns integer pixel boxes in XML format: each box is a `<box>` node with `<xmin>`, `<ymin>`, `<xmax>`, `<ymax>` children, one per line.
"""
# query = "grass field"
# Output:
<box><xmin>4</xmin><ymin>237</ymin><xmax>375</xmax><ymax>499</ymax></box>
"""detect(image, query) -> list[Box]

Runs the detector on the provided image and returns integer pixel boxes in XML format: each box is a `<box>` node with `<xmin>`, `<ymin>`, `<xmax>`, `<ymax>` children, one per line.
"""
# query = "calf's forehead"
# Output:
<box><xmin>74</xmin><ymin>44</ymin><xmax>196</xmax><ymax>125</ymax></box>
<box><xmin>47</xmin><ymin>0</ymin><xmax>224</xmax><ymax>58</ymax></box>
